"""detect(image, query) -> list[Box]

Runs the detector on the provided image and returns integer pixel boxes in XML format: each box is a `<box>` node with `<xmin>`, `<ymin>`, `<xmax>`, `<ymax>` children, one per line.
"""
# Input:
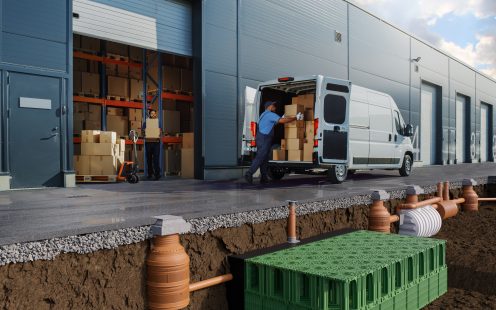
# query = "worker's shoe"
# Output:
<box><xmin>260</xmin><ymin>176</ymin><xmax>270</xmax><ymax>184</ymax></box>
<box><xmin>154</xmin><ymin>174</ymin><xmax>161</xmax><ymax>181</ymax></box>
<box><xmin>244</xmin><ymin>173</ymin><xmax>253</xmax><ymax>184</ymax></box>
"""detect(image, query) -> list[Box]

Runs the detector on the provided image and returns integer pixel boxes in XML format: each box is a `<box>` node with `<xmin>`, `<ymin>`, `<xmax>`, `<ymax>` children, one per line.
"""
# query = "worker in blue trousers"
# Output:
<box><xmin>245</xmin><ymin>101</ymin><xmax>303</xmax><ymax>184</ymax></box>
<box><xmin>143</xmin><ymin>109</ymin><xmax>161</xmax><ymax>180</ymax></box>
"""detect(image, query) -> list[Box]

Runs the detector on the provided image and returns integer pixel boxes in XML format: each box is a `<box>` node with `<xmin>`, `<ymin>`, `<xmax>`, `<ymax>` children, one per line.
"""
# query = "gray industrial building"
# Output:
<box><xmin>0</xmin><ymin>0</ymin><xmax>495</xmax><ymax>189</ymax></box>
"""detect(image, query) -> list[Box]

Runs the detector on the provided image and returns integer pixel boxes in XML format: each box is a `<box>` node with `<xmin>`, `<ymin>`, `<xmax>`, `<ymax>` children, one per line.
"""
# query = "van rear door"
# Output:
<box><xmin>241</xmin><ymin>86</ymin><xmax>259</xmax><ymax>158</ymax></box>
<box><xmin>317</xmin><ymin>78</ymin><xmax>351</xmax><ymax>165</ymax></box>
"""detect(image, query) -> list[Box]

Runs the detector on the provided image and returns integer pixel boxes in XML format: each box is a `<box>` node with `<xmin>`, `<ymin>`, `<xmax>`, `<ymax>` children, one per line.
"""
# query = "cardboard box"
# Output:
<box><xmin>73</xmin><ymin>120</ymin><xmax>84</xmax><ymax>135</ymax></box>
<box><xmin>74</xmin><ymin>102</ymin><xmax>88</xmax><ymax>113</ymax></box>
<box><xmin>88</xmin><ymin>104</ymin><xmax>101</xmax><ymax>114</ymax></box>
<box><xmin>145</xmin><ymin>118</ymin><xmax>160</xmax><ymax>138</ymax></box>
<box><xmin>272</xmin><ymin>149</ymin><xmax>286</xmax><ymax>161</ymax></box>
<box><xmin>182</xmin><ymin>132</ymin><xmax>194</xmax><ymax>149</ymax></box>
<box><xmin>129</xmin><ymin>46</ymin><xmax>143</xmax><ymax>62</ymax></box>
<box><xmin>305</xmin><ymin>121</ymin><xmax>315</xmax><ymax>138</ymax></box>
<box><xmin>81</xmin><ymin>72</ymin><xmax>100</xmax><ymax>96</ymax></box>
<box><xmin>163</xmin><ymin>110</ymin><xmax>180</xmax><ymax>134</ymax></box>
<box><xmin>280</xmin><ymin>139</ymin><xmax>286</xmax><ymax>149</ymax></box>
<box><xmin>286</xmin><ymin>138</ymin><xmax>303</xmax><ymax>150</ymax></box>
<box><xmin>163</xmin><ymin>99</ymin><xmax>176</xmax><ymax>111</ymax></box>
<box><xmin>117</xmin><ymin>64</ymin><xmax>129</xmax><ymax>77</ymax></box>
<box><xmin>163</xmin><ymin>66</ymin><xmax>181</xmax><ymax>90</ymax></box>
<box><xmin>74</xmin><ymin>155</ymin><xmax>91</xmax><ymax>175</ymax></box>
<box><xmin>298</xmin><ymin>94</ymin><xmax>315</xmax><ymax>109</ymax></box>
<box><xmin>129</xmin><ymin>66</ymin><xmax>142</xmax><ymax>80</ymax></box>
<box><xmin>89</xmin><ymin>61</ymin><xmax>99</xmax><ymax>73</ymax></box>
<box><xmin>81</xmin><ymin>36</ymin><xmax>100</xmax><ymax>51</ymax></box>
<box><xmin>117</xmin><ymin>139</ymin><xmax>126</xmax><ymax>154</ymax></box>
<box><xmin>284</xmin><ymin>104</ymin><xmax>304</xmax><ymax>116</ymax></box>
<box><xmin>165</xmin><ymin>149</ymin><xmax>181</xmax><ymax>175</ymax></box>
<box><xmin>107</xmin><ymin>115</ymin><xmax>129</xmax><ymax>137</ymax></box>
<box><xmin>181</xmin><ymin>148</ymin><xmax>194</xmax><ymax>178</ymax></box>
<box><xmin>84</xmin><ymin>120</ymin><xmax>101</xmax><ymax>130</ymax></box>
<box><xmin>287</xmin><ymin>150</ymin><xmax>302</xmax><ymax>161</ymax></box>
<box><xmin>81</xmin><ymin>143</ymin><xmax>115</xmax><ymax>156</ymax></box>
<box><xmin>130</xmin><ymin>79</ymin><xmax>143</xmax><ymax>100</ymax></box>
<box><xmin>107</xmin><ymin>107</ymin><xmax>124</xmax><ymax>116</ymax></box>
<box><xmin>100</xmin><ymin>131</ymin><xmax>117</xmax><ymax>144</ymax></box>
<box><xmin>90</xmin><ymin>155</ymin><xmax>117</xmax><ymax>175</ymax></box>
<box><xmin>107</xmin><ymin>41</ymin><xmax>128</xmax><ymax>56</ymax></box>
<box><xmin>73</xmin><ymin>71</ymin><xmax>82</xmax><ymax>93</ymax></box>
<box><xmin>86</xmin><ymin>109</ymin><xmax>101</xmax><ymax>121</ymax></box>
<box><xmin>181</xmin><ymin>69</ymin><xmax>193</xmax><ymax>92</ymax></box>
<box><xmin>81</xmin><ymin>130</ymin><xmax>100</xmax><ymax>143</ymax></box>
<box><xmin>284</xmin><ymin>127</ymin><xmax>305</xmax><ymax>139</ymax></box>
<box><xmin>73</xmin><ymin>59</ymin><xmax>88</xmax><ymax>72</ymax></box>
<box><xmin>304</xmin><ymin>109</ymin><xmax>314</xmax><ymax>121</ymax></box>
<box><xmin>105</xmin><ymin>63</ymin><xmax>118</xmax><ymax>76</ymax></box>
<box><xmin>285</xmin><ymin>120</ymin><xmax>305</xmax><ymax>128</ymax></box>
<box><xmin>74</xmin><ymin>112</ymin><xmax>86</xmax><ymax>121</ymax></box>
<box><xmin>129</xmin><ymin>120</ymin><xmax>142</xmax><ymax>131</ymax></box>
<box><xmin>129</xmin><ymin>108</ymin><xmax>143</xmax><ymax>121</ymax></box>
<box><xmin>303</xmin><ymin>143</ymin><xmax>313</xmax><ymax>161</ymax></box>
<box><xmin>107</xmin><ymin>76</ymin><xmax>129</xmax><ymax>97</ymax></box>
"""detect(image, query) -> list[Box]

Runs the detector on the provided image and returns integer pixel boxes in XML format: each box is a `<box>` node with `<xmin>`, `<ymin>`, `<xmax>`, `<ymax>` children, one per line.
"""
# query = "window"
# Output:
<box><xmin>394</xmin><ymin>111</ymin><xmax>403</xmax><ymax>135</ymax></box>
<box><xmin>324</xmin><ymin>94</ymin><xmax>346</xmax><ymax>124</ymax></box>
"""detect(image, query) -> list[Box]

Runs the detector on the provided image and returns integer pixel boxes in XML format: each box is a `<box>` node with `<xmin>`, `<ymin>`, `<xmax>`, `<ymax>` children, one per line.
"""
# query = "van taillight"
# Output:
<box><xmin>250</xmin><ymin>121</ymin><xmax>257</xmax><ymax>146</ymax></box>
<box><xmin>313</xmin><ymin>118</ymin><xmax>319</xmax><ymax>147</ymax></box>
<box><xmin>278</xmin><ymin>77</ymin><xmax>294</xmax><ymax>82</ymax></box>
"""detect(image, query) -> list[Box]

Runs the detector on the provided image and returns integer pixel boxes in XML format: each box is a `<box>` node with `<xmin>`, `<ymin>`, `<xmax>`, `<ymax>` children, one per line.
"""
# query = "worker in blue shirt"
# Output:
<box><xmin>245</xmin><ymin>101</ymin><xmax>303</xmax><ymax>184</ymax></box>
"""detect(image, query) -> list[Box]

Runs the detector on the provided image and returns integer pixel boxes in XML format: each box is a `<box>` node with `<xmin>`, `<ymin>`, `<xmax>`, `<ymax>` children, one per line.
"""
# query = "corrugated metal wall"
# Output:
<box><xmin>73</xmin><ymin>0</ymin><xmax>192</xmax><ymax>56</ymax></box>
<box><xmin>200</xmin><ymin>0</ymin><xmax>496</xmax><ymax>173</ymax></box>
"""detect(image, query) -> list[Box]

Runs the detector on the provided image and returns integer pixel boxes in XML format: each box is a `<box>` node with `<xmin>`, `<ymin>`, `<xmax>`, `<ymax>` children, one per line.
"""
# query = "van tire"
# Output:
<box><xmin>399</xmin><ymin>154</ymin><xmax>412</xmax><ymax>176</ymax></box>
<box><xmin>328</xmin><ymin>165</ymin><xmax>347</xmax><ymax>184</ymax></box>
<box><xmin>268</xmin><ymin>167</ymin><xmax>285</xmax><ymax>181</ymax></box>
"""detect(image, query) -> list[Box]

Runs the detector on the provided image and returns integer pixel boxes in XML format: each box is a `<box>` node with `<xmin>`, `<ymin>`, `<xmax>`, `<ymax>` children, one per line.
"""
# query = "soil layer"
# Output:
<box><xmin>0</xmin><ymin>184</ymin><xmax>494</xmax><ymax>309</ymax></box>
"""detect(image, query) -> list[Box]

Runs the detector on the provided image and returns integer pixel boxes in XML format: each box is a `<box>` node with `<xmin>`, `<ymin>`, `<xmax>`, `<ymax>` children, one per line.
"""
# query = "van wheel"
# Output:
<box><xmin>399</xmin><ymin>154</ymin><xmax>412</xmax><ymax>176</ymax></box>
<box><xmin>328</xmin><ymin>165</ymin><xmax>347</xmax><ymax>184</ymax></box>
<box><xmin>268</xmin><ymin>167</ymin><xmax>285</xmax><ymax>180</ymax></box>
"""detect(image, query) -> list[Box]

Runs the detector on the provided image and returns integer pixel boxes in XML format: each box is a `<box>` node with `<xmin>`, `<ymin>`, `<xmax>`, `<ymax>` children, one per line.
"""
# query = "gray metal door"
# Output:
<box><xmin>8</xmin><ymin>72</ymin><xmax>62</xmax><ymax>188</ymax></box>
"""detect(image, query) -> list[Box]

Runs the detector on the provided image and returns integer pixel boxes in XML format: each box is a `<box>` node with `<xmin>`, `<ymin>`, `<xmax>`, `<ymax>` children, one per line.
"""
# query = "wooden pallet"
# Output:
<box><xmin>107</xmin><ymin>53</ymin><xmax>129</xmax><ymax>62</ymax></box>
<box><xmin>76</xmin><ymin>175</ymin><xmax>118</xmax><ymax>183</ymax></box>
<box><xmin>75</xmin><ymin>92</ymin><xmax>100</xmax><ymax>98</ymax></box>
<box><xmin>106</xmin><ymin>95</ymin><xmax>129</xmax><ymax>101</ymax></box>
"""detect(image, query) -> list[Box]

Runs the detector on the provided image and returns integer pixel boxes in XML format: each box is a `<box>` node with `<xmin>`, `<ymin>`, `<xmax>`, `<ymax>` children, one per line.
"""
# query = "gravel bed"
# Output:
<box><xmin>0</xmin><ymin>177</ymin><xmax>489</xmax><ymax>265</ymax></box>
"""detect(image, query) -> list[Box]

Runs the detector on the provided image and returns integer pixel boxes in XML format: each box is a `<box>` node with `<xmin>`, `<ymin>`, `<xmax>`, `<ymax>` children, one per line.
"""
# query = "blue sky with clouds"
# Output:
<box><xmin>352</xmin><ymin>0</ymin><xmax>496</xmax><ymax>79</ymax></box>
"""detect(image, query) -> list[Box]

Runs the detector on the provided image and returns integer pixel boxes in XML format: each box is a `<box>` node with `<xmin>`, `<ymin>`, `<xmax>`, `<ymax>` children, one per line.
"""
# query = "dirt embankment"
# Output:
<box><xmin>0</xmin><ymin>184</ymin><xmax>494</xmax><ymax>310</ymax></box>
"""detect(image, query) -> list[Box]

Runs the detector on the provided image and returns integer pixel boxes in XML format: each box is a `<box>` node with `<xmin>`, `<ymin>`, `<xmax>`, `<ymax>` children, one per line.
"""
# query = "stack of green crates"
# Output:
<box><xmin>245</xmin><ymin>230</ymin><xmax>447</xmax><ymax>310</ymax></box>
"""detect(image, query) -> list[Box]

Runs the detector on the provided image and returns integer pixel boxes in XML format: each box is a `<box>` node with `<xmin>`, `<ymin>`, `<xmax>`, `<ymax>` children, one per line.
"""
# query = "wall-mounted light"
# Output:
<box><xmin>412</xmin><ymin>57</ymin><xmax>422</xmax><ymax>62</ymax></box>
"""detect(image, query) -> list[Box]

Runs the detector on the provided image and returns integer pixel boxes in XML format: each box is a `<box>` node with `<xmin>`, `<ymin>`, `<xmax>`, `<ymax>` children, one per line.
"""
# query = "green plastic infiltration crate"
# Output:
<box><xmin>245</xmin><ymin>230</ymin><xmax>447</xmax><ymax>310</ymax></box>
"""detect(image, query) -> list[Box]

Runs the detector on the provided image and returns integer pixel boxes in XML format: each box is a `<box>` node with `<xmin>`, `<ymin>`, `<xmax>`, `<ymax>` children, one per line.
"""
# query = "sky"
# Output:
<box><xmin>352</xmin><ymin>0</ymin><xmax>496</xmax><ymax>80</ymax></box>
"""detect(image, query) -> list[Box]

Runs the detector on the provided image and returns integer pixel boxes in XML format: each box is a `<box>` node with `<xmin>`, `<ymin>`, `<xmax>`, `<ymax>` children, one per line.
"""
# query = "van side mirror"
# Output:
<box><xmin>404</xmin><ymin>124</ymin><xmax>413</xmax><ymax>137</ymax></box>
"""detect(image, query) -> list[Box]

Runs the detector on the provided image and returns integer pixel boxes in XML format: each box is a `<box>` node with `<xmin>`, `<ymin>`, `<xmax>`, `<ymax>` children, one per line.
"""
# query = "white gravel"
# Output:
<box><xmin>0</xmin><ymin>177</ymin><xmax>489</xmax><ymax>266</ymax></box>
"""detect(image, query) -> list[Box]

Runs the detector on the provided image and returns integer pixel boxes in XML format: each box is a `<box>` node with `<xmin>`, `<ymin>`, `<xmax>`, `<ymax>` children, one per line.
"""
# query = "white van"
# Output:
<box><xmin>241</xmin><ymin>75</ymin><xmax>415</xmax><ymax>183</ymax></box>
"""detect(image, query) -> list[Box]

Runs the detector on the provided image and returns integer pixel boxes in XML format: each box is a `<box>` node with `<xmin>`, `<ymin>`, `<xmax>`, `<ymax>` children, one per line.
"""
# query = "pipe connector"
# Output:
<box><xmin>369</xmin><ymin>190</ymin><xmax>394</xmax><ymax>233</ymax></box>
<box><xmin>287</xmin><ymin>200</ymin><xmax>300</xmax><ymax>244</ymax></box>
<box><xmin>406</xmin><ymin>185</ymin><xmax>424</xmax><ymax>204</ymax></box>
<box><xmin>462</xmin><ymin>179</ymin><xmax>479</xmax><ymax>211</ymax></box>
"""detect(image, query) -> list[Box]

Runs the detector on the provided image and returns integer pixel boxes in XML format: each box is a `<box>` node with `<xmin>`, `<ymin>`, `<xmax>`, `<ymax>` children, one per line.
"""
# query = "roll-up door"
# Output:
<box><xmin>73</xmin><ymin>0</ymin><xmax>192</xmax><ymax>56</ymax></box>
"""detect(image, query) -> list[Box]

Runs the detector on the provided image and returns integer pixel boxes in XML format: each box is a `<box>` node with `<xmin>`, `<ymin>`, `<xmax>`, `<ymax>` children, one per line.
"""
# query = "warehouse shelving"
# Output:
<box><xmin>73</xmin><ymin>37</ymin><xmax>193</xmax><ymax>177</ymax></box>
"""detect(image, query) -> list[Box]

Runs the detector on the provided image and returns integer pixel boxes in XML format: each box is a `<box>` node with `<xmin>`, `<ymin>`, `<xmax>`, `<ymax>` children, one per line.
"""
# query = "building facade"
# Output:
<box><xmin>0</xmin><ymin>0</ymin><xmax>495</xmax><ymax>189</ymax></box>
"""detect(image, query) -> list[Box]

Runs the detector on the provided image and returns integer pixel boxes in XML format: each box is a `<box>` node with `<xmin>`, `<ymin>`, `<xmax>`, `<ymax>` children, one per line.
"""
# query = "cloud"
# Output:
<box><xmin>352</xmin><ymin>0</ymin><xmax>496</xmax><ymax>79</ymax></box>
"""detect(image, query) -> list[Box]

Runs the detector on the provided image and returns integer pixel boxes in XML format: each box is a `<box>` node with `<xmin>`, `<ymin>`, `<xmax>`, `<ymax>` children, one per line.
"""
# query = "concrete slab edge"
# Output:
<box><xmin>0</xmin><ymin>176</ymin><xmax>489</xmax><ymax>266</ymax></box>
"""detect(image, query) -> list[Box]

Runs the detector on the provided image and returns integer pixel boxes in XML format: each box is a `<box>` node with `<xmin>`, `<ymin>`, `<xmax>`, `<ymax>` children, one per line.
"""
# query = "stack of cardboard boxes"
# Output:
<box><xmin>74</xmin><ymin>130</ymin><xmax>125</xmax><ymax>176</ymax></box>
<box><xmin>181</xmin><ymin>133</ymin><xmax>194</xmax><ymax>178</ymax></box>
<box><xmin>73</xmin><ymin>103</ymin><xmax>102</xmax><ymax>134</ymax></box>
<box><xmin>274</xmin><ymin>94</ymin><xmax>315</xmax><ymax>162</ymax></box>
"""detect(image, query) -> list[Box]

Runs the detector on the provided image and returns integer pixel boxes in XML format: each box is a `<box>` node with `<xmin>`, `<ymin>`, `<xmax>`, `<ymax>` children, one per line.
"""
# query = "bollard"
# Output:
<box><xmin>369</xmin><ymin>190</ymin><xmax>394</xmax><ymax>233</ymax></box>
<box><xmin>147</xmin><ymin>215</ymin><xmax>192</xmax><ymax>310</ymax></box>
<box><xmin>287</xmin><ymin>201</ymin><xmax>300</xmax><ymax>244</ymax></box>
<box><xmin>462</xmin><ymin>179</ymin><xmax>479</xmax><ymax>211</ymax></box>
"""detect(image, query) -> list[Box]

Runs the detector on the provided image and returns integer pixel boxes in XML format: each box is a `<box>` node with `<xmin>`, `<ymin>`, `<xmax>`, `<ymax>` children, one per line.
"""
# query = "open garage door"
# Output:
<box><xmin>73</xmin><ymin>0</ymin><xmax>192</xmax><ymax>56</ymax></box>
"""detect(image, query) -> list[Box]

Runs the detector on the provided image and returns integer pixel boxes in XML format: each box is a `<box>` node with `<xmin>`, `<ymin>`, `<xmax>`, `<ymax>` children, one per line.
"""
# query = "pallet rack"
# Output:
<box><xmin>73</xmin><ymin>41</ymin><xmax>193</xmax><ymax>176</ymax></box>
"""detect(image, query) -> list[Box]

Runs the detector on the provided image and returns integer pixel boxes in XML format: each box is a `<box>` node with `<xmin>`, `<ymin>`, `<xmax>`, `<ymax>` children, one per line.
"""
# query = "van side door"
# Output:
<box><xmin>317</xmin><ymin>78</ymin><xmax>351</xmax><ymax>165</ymax></box>
<box><xmin>367</xmin><ymin>92</ymin><xmax>395</xmax><ymax>166</ymax></box>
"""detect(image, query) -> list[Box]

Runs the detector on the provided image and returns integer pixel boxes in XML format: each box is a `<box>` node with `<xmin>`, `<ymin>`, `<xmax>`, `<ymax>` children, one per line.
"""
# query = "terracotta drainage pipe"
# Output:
<box><xmin>147</xmin><ymin>216</ymin><xmax>233</xmax><ymax>310</ymax></box>
<box><xmin>287</xmin><ymin>200</ymin><xmax>300</xmax><ymax>244</ymax></box>
<box><xmin>189</xmin><ymin>274</ymin><xmax>234</xmax><ymax>292</ymax></box>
